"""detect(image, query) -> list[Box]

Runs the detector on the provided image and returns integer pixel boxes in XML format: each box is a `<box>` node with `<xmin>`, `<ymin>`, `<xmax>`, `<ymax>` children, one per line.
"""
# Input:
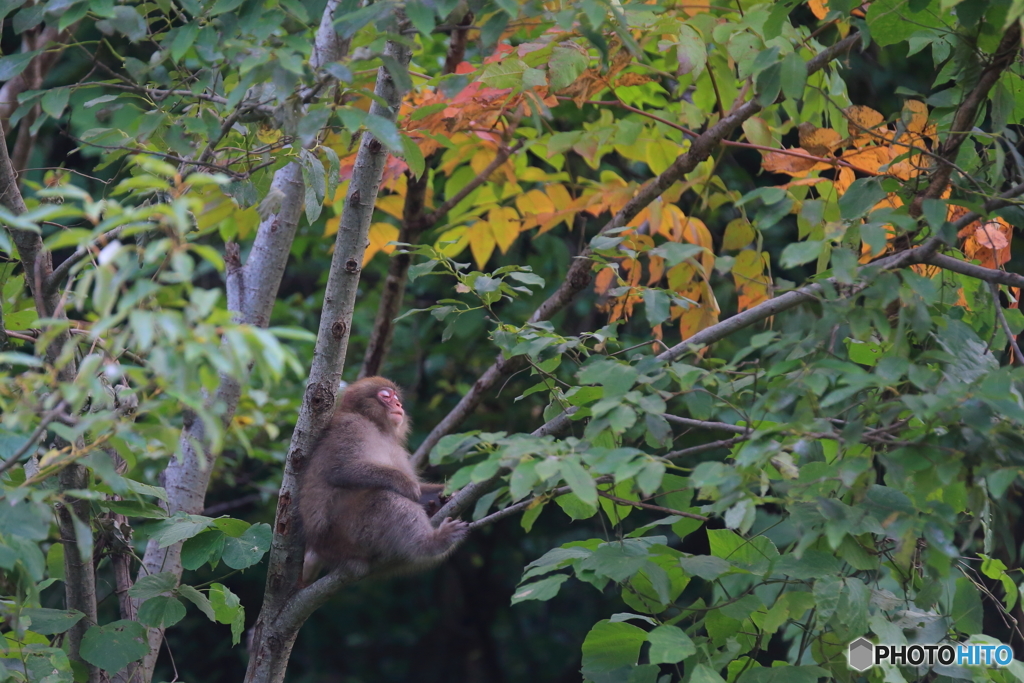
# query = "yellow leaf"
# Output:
<box><xmin>471</xmin><ymin>146</ymin><xmax>497</xmax><ymax>176</ymax></box>
<box><xmin>236</xmin><ymin>206</ymin><xmax>259</xmax><ymax>240</ymax></box>
<box><xmin>467</xmin><ymin>221</ymin><xmax>495</xmax><ymax>269</ymax></box>
<box><xmin>257</xmin><ymin>124</ymin><xmax>282</xmax><ymax>144</ymax></box>
<box><xmin>722</xmin><ymin>218</ymin><xmax>755</xmax><ymax>250</ymax></box>
<box><xmin>516</xmin><ymin>189</ymin><xmax>555</xmax><ymax>215</ymax></box>
<box><xmin>324</xmin><ymin>215</ymin><xmax>340</xmax><ymax>238</ymax></box>
<box><xmin>363</xmin><ymin>222</ymin><xmax>400</xmax><ymax>266</ymax></box>
<box><xmin>377</xmin><ymin>195</ymin><xmax>405</xmax><ymax>220</ymax></box>
<box><xmin>435</xmin><ymin>226</ymin><xmax>469</xmax><ymax>258</ymax></box>
<box><xmin>490</xmin><ymin>206</ymin><xmax>520</xmax><ymax>254</ymax></box>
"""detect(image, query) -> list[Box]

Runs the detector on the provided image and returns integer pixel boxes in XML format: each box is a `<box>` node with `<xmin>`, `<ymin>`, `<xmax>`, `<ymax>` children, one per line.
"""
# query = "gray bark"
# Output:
<box><xmin>243</xmin><ymin>34</ymin><xmax>412</xmax><ymax>683</ymax></box>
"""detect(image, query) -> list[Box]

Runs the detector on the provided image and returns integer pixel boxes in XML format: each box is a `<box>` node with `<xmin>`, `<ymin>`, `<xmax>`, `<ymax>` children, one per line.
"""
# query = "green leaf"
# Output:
<box><xmin>580</xmin><ymin>620</ymin><xmax>646</xmax><ymax>679</ymax></box>
<box><xmin>333</xmin><ymin>1</ymin><xmax>392</xmax><ymax>39</ymax></box>
<box><xmin>511</xmin><ymin>574</ymin><xmax>569</xmax><ymax>604</ymax></box>
<box><xmin>324</xmin><ymin>146</ymin><xmax>340</xmax><ymax>202</ymax></box>
<box><xmin>209</xmin><ymin>583</ymin><xmax>245</xmax><ymax>645</ymax></box>
<box><xmin>578</xmin><ymin>359</ymin><xmax>638</xmax><ymax>397</ymax></box>
<box><xmin>559</xmin><ymin>455</ymin><xmax>597</xmax><ymax>507</ymax></box>
<box><xmin>146</xmin><ymin>513</ymin><xmax>212</xmax><ymax>547</ymax></box>
<box><xmin>779</xmin><ymin>240</ymin><xmax>825</xmax><ymax>268</ymax></box>
<box><xmin>0</xmin><ymin>50</ymin><xmax>41</xmax><ymax>81</ymax></box>
<box><xmin>400</xmin><ymin>134</ymin><xmax>425</xmax><ymax>179</ymax></box>
<box><xmin>222</xmin><ymin>523</ymin><xmax>272</xmax><ymax>569</ymax></box>
<box><xmin>690</xmin><ymin>664</ymin><xmax>727</xmax><ymax>683</ymax></box>
<box><xmin>780</xmin><ymin>51</ymin><xmax>806</xmax><ymax>100</ymax></box>
<box><xmin>755</xmin><ymin>62</ymin><xmax>782</xmax><ymax>106</ymax></box>
<box><xmin>80</xmin><ymin>620</ymin><xmax>149</xmax><ymax>673</ymax></box>
<box><xmin>380</xmin><ymin>54</ymin><xmax>413</xmax><ymax>94</ymax></box>
<box><xmin>481</xmin><ymin>57</ymin><xmax>531</xmax><ymax>90</ymax></box>
<box><xmin>177</xmin><ymin>584</ymin><xmax>216</xmax><ymax>621</ymax></box>
<box><xmin>137</xmin><ymin>596</ymin><xmax>186</xmax><ymax>628</ymax></box>
<box><xmin>170</xmin><ymin>23</ymin><xmax>199</xmax><ymax>62</ymax></box>
<box><xmin>844</xmin><ymin>338</ymin><xmax>883</xmax><ymax>366</ymax></box>
<box><xmin>20</xmin><ymin>608</ymin><xmax>84</xmax><ymax>635</ymax></box>
<box><xmin>408</xmin><ymin>259</ymin><xmax>438</xmax><ymax>281</ymax></box>
<box><xmin>548</xmin><ymin>45</ymin><xmax>588</xmax><ymax>90</ymax></box>
<box><xmin>580</xmin><ymin>541</ymin><xmax>648</xmax><ymax>582</ymax></box>
<box><xmin>95</xmin><ymin>6</ymin><xmax>147</xmax><ymax>41</ymax></box>
<box><xmin>299</xmin><ymin>148</ymin><xmax>326</xmax><ymax>224</ymax></box>
<box><xmin>952</xmin><ymin>577</ymin><xmax>984</xmax><ymax>634</ymax></box>
<box><xmin>647</xmin><ymin>625</ymin><xmax>695</xmax><ymax>664</ymax></box>
<box><xmin>181</xmin><ymin>531</ymin><xmax>226</xmax><ymax>570</ymax></box>
<box><xmin>365</xmin><ymin>113</ymin><xmax>403</xmax><ymax>153</ymax></box>
<box><xmin>839</xmin><ymin>178</ymin><xmax>886</xmax><ymax>219</ymax></box>
<box><xmin>406</xmin><ymin>0</ymin><xmax>435</xmax><ymax>35</ymax></box>
<box><xmin>128</xmin><ymin>571</ymin><xmax>177</xmax><ymax>600</ymax></box>
<box><xmin>643</xmin><ymin>289</ymin><xmax>670</xmax><ymax>327</ymax></box>
<box><xmin>677</xmin><ymin>25</ymin><xmax>706</xmax><ymax>77</ymax></box>
<box><xmin>40</xmin><ymin>87</ymin><xmax>70</xmax><ymax>119</ymax></box>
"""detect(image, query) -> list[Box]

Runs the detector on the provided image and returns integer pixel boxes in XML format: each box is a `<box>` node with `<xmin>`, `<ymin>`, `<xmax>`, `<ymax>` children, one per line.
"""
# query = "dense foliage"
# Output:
<box><xmin>3</xmin><ymin>0</ymin><xmax>1024</xmax><ymax>682</ymax></box>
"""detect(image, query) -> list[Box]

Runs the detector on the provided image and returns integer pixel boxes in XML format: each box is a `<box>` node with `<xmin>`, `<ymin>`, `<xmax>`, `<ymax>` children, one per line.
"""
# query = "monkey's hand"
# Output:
<box><xmin>436</xmin><ymin>517</ymin><xmax>469</xmax><ymax>547</ymax></box>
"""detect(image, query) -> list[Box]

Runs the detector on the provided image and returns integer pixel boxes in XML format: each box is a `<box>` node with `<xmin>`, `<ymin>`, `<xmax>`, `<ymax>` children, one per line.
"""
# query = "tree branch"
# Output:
<box><xmin>410</xmin><ymin>31</ymin><xmax>863</xmax><ymax>468</ymax></box>
<box><xmin>909</xmin><ymin>24</ymin><xmax>1021</xmax><ymax>215</ymax></box>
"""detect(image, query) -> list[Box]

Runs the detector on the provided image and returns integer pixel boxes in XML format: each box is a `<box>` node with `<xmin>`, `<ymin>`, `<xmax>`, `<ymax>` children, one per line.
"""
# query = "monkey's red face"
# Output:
<box><xmin>377</xmin><ymin>387</ymin><xmax>404</xmax><ymax>427</ymax></box>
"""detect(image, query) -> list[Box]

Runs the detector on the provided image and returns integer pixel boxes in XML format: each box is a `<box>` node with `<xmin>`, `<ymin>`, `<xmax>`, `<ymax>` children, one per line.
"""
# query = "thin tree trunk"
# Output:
<box><xmin>244</xmin><ymin>33</ymin><xmax>412</xmax><ymax>683</ymax></box>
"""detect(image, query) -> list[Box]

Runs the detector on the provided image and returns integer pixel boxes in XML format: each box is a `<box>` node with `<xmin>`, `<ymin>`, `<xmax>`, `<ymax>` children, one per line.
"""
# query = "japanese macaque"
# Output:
<box><xmin>298</xmin><ymin>377</ymin><xmax>468</xmax><ymax>583</ymax></box>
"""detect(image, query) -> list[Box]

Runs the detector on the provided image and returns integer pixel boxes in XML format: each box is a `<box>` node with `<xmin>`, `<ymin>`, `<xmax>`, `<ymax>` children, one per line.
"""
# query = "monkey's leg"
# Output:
<box><xmin>301</xmin><ymin>549</ymin><xmax>324</xmax><ymax>585</ymax></box>
<box><xmin>364</xmin><ymin>495</ymin><xmax>468</xmax><ymax>570</ymax></box>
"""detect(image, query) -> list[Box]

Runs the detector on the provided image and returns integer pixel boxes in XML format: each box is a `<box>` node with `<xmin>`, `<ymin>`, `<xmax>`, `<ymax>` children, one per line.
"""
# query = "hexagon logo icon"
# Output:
<box><xmin>848</xmin><ymin>637</ymin><xmax>874</xmax><ymax>672</ymax></box>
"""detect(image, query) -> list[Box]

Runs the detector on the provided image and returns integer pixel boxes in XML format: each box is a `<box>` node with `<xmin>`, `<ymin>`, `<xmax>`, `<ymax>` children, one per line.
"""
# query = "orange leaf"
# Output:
<box><xmin>615</xmin><ymin>73</ymin><xmax>653</xmax><ymax>88</ymax></box>
<box><xmin>842</xmin><ymin>146</ymin><xmax>888</xmax><ymax>175</ymax></box>
<box><xmin>902</xmin><ymin>100</ymin><xmax>930</xmax><ymax>135</ymax></box>
<box><xmin>732</xmin><ymin>250</ymin><xmax>771</xmax><ymax>311</ymax></box>
<box><xmin>761</xmin><ymin>149</ymin><xmax>828</xmax><ymax>176</ymax></box>
<box><xmin>595</xmin><ymin>267</ymin><xmax>617</xmax><ymax>295</ymax></box>
<box><xmin>961</xmin><ymin>218</ymin><xmax>1013</xmax><ymax>269</ymax></box>
<box><xmin>846</xmin><ymin>105</ymin><xmax>886</xmax><ymax>147</ymax></box>
<box><xmin>808</xmin><ymin>0</ymin><xmax>828</xmax><ymax>19</ymax></box>
<box><xmin>797</xmin><ymin>123</ymin><xmax>842</xmax><ymax>156</ymax></box>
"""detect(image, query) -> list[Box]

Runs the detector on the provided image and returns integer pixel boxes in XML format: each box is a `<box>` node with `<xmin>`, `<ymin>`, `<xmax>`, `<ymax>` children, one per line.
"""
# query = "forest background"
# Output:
<box><xmin>3</xmin><ymin>0</ymin><xmax>1024</xmax><ymax>682</ymax></box>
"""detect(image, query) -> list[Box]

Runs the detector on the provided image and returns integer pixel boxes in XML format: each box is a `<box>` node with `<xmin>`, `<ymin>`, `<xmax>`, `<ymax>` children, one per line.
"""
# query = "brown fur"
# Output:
<box><xmin>298</xmin><ymin>377</ymin><xmax>468</xmax><ymax>582</ymax></box>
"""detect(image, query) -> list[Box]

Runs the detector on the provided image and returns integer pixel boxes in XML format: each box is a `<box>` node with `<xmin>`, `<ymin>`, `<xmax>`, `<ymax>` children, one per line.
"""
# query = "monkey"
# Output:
<box><xmin>298</xmin><ymin>376</ymin><xmax>468</xmax><ymax>583</ymax></box>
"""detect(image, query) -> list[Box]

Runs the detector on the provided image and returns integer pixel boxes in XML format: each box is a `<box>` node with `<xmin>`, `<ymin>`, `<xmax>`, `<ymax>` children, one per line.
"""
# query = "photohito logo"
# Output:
<box><xmin>847</xmin><ymin>637</ymin><xmax>1014</xmax><ymax>671</ymax></box>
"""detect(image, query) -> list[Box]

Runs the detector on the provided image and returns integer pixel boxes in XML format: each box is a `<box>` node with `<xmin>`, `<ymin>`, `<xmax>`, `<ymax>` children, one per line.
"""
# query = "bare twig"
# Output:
<box><xmin>598</xmin><ymin>490</ymin><xmax>708</xmax><ymax>520</ymax></box>
<box><xmin>990</xmin><ymin>282</ymin><xmax>1024</xmax><ymax>366</ymax></box>
<box><xmin>662</xmin><ymin>414</ymin><xmax>750</xmax><ymax>434</ymax></box>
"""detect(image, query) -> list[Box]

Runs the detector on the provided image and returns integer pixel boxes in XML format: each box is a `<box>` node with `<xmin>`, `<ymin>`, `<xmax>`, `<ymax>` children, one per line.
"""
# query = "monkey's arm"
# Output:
<box><xmin>324</xmin><ymin>462</ymin><xmax>420</xmax><ymax>501</ymax></box>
